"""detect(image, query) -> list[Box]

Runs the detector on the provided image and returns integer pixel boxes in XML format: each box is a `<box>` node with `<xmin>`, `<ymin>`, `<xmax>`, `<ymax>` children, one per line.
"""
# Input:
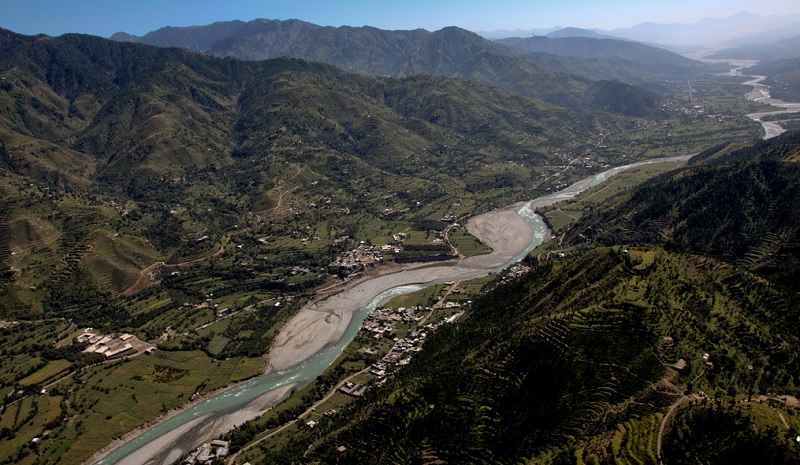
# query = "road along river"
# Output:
<box><xmin>90</xmin><ymin>154</ymin><xmax>693</xmax><ymax>465</ymax></box>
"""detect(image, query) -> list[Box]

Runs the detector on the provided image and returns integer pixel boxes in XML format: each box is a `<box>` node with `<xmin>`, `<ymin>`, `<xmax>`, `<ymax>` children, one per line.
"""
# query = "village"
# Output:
<box><xmin>75</xmin><ymin>329</ymin><xmax>154</xmax><ymax>358</ymax></box>
<box><xmin>345</xmin><ymin>267</ymin><xmax>538</xmax><ymax>397</ymax></box>
<box><xmin>328</xmin><ymin>239</ymin><xmax>399</xmax><ymax>273</ymax></box>
<box><xmin>337</xmin><ymin>289</ymin><xmax>467</xmax><ymax>398</ymax></box>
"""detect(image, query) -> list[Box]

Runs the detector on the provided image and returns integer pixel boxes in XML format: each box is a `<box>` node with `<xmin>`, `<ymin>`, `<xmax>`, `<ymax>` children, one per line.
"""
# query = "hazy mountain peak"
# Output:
<box><xmin>545</xmin><ymin>27</ymin><xmax>617</xmax><ymax>40</ymax></box>
<box><xmin>606</xmin><ymin>11</ymin><xmax>800</xmax><ymax>48</ymax></box>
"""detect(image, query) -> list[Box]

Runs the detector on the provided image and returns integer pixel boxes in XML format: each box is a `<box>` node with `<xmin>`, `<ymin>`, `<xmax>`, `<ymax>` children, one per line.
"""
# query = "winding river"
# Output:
<box><xmin>91</xmin><ymin>63</ymin><xmax>800</xmax><ymax>464</ymax></box>
<box><xmin>91</xmin><ymin>154</ymin><xmax>692</xmax><ymax>465</ymax></box>
<box><xmin>730</xmin><ymin>65</ymin><xmax>800</xmax><ymax>139</ymax></box>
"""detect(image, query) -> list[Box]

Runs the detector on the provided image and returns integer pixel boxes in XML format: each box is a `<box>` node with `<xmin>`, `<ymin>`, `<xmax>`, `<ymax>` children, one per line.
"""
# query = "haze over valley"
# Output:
<box><xmin>1</xmin><ymin>4</ymin><xmax>800</xmax><ymax>465</ymax></box>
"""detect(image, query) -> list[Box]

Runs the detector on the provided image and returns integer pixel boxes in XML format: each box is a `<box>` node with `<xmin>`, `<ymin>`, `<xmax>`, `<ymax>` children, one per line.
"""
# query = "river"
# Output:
<box><xmin>90</xmin><ymin>154</ymin><xmax>693</xmax><ymax>465</ymax></box>
<box><xmin>729</xmin><ymin>65</ymin><xmax>800</xmax><ymax>139</ymax></box>
<box><xmin>91</xmin><ymin>61</ymin><xmax>794</xmax><ymax>464</ymax></box>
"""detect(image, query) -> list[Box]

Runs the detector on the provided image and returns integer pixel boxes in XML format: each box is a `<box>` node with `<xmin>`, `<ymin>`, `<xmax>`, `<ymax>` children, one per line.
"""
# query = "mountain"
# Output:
<box><xmin>545</xmin><ymin>27</ymin><xmax>619</xmax><ymax>40</ymax></box>
<box><xmin>111</xmin><ymin>19</ymin><xmax>669</xmax><ymax>115</ymax></box>
<box><xmin>0</xmin><ymin>28</ymin><xmax>609</xmax><ymax>318</ymax></box>
<box><xmin>112</xmin><ymin>20</ymin><xmax>250</xmax><ymax>52</ymax></box>
<box><xmin>722</xmin><ymin>21</ymin><xmax>800</xmax><ymax>47</ymax></box>
<box><xmin>477</xmin><ymin>26</ymin><xmax>561</xmax><ymax>40</ymax></box>
<box><xmin>226</xmin><ymin>134</ymin><xmax>800</xmax><ymax>465</ymax></box>
<box><xmin>497</xmin><ymin>35</ymin><xmax>700</xmax><ymax>82</ymax></box>
<box><xmin>711</xmin><ymin>34</ymin><xmax>800</xmax><ymax>61</ymax></box>
<box><xmin>563</xmin><ymin>132</ymin><xmax>800</xmax><ymax>292</ymax></box>
<box><xmin>607</xmin><ymin>12</ymin><xmax>800</xmax><ymax>49</ymax></box>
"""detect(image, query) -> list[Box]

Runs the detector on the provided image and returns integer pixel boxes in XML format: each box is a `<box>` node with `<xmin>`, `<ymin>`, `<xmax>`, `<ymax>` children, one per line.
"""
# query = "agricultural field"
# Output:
<box><xmin>0</xmin><ymin>348</ymin><xmax>266</xmax><ymax>465</ymax></box>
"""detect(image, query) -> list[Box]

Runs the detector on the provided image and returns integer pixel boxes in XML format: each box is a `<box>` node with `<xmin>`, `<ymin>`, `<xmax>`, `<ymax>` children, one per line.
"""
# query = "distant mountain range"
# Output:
<box><xmin>110</xmin><ymin>19</ymin><xmax>703</xmax><ymax>114</ymax></box>
<box><xmin>711</xmin><ymin>34</ymin><xmax>800</xmax><ymax>62</ymax></box>
<box><xmin>496</xmin><ymin>35</ymin><xmax>698</xmax><ymax>79</ymax></box>
<box><xmin>481</xmin><ymin>12</ymin><xmax>800</xmax><ymax>54</ymax></box>
<box><xmin>606</xmin><ymin>12</ymin><xmax>800</xmax><ymax>48</ymax></box>
<box><xmin>542</xmin><ymin>27</ymin><xmax>619</xmax><ymax>40</ymax></box>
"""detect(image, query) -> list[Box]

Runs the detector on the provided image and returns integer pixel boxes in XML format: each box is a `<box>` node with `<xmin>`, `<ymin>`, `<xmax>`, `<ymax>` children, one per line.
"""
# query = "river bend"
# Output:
<box><xmin>92</xmin><ymin>154</ymin><xmax>692</xmax><ymax>465</ymax></box>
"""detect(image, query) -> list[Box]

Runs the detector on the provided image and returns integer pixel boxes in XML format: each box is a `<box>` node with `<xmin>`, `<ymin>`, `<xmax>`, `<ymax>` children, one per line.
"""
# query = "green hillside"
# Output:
<box><xmin>562</xmin><ymin>132</ymin><xmax>800</xmax><ymax>291</ymax></box>
<box><xmin>235</xmin><ymin>245</ymin><xmax>800</xmax><ymax>464</ymax></box>
<box><xmin>0</xmin><ymin>26</ymin><xmax>776</xmax><ymax>464</ymax></box>
<box><xmin>0</xmin><ymin>29</ymin><xmax>757</xmax><ymax>320</ymax></box>
<box><xmin>225</xmin><ymin>134</ymin><xmax>800</xmax><ymax>465</ymax></box>
<box><xmin>0</xmin><ymin>29</ymin><xmax>595</xmax><ymax>318</ymax></box>
<box><xmin>113</xmin><ymin>19</ymin><xmax>688</xmax><ymax>115</ymax></box>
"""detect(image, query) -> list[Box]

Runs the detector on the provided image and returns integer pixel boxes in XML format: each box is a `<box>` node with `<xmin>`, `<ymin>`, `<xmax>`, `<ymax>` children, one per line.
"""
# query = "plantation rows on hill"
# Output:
<box><xmin>216</xmin><ymin>134</ymin><xmax>800</xmax><ymax>465</ymax></box>
<box><xmin>231</xmin><ymin>245</ymin><xmax>800</xmax><ymax>464</ymax></box>
<box><xmin>0</xmin><ymin>27</ymin><xmax>775</xmax><ymax>464</ymax></box>
<box><xmin>563</xmin><ymin>132</ymin><xmax>800</xmax><ymax>292</ymax></box>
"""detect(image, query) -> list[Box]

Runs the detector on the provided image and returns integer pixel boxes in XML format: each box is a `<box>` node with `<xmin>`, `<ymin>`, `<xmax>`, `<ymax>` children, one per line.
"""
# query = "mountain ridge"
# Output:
<box><xmin>0</xmin><ymin>29</ymin><xmax>608</xmax><ymax>315</ymax></box>
<box><xmin>108</xmin><ymin>18</ymin><xmax>678</xmax><ymax>115</ymax></box>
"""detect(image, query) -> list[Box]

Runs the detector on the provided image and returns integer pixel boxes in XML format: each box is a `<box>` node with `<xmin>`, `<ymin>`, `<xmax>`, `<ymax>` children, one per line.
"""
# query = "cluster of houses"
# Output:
<box><xmin>338</xmin><ymin>305</ymin><xmax>465</xmax><ymax>397</ymax></box>
<box><xmin>361</xmin><ymin>306</ymin><xmax>424</xmax><ymax>340</ymax></box>
<box><xmin>76</xmin><ymin>330</ymin><xmax>137</xmax><ymax>358</ymax></box>
<box><xmin>184</xmin><ymin>439</ymin><xmax>230</xmax><ymax>464</ymax></box>
<box><xmin>500</xmin><ymin>264</ymin><xmax>531</xmax><ymax>282</ymax></box>
<box><xmin>329</xmin><ymin>240</ymin><xmax>403</xmax><ymax>273</ymax></box>
<box><xmin>382</xmin><ymin>308</ymin><xmax>465</xmax><ymax>367</ymax></box>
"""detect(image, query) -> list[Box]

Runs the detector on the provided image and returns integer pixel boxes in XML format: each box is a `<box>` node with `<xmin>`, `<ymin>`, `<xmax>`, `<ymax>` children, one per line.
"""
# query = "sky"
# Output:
<box><xmin>1</xmin><ymin>0</ymin><xmax>800</xmax><ymax>38</ymax></box>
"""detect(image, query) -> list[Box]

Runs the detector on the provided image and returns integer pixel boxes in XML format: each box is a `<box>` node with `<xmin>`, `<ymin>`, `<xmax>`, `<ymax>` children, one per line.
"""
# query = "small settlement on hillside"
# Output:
<box><xmin>339</xmin><ymin>304</ymin><xmax>465</xmax><ymax>397</ymax></box>
<box><xmin>76</xmin><ymin>329</ymin><xmax>154</xmax><ymax>358</ymax></box>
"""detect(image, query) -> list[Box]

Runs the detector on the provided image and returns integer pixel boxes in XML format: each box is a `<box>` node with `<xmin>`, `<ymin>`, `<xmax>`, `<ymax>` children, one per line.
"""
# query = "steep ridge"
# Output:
<box><xmin>111</xmin><ymin>19</ymin><xmax>667</xmax><ymax>115</ymax></box>
<box><xmin>0</xmin><ymin>29</ymin><xmax>602</xmax><ymax>314</ymax></box>
<box><xmin>248</xmin><ymin>245</ymin><xmax>800</xmax><ymax>464</ymax></box>
<box><xmin>563</xmin><ymin>131</ymin><xmax>800</xmax><ymax>291</ymax></box>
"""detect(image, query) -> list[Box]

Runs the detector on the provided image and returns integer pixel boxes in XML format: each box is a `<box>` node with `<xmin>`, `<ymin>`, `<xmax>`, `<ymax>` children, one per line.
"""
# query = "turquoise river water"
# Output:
<box><xmin>94</xmin><ymin>155</ymin><xmax>691</xmax><ymax>465</ymax></box>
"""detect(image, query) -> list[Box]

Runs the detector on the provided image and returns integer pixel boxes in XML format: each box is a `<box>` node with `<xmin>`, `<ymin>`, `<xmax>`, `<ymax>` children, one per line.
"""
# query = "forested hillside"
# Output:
<box><xmin>112</xmin><ymin>19</ymin><xmax>695</xmax><ymax>114</ymax></box>
<box><xmin>0</xmin><ymin>28</ymin><xmax>754</xmax><ymax>322</ymax></box>
<box><xmin>0</xmin><ymin>28</ymin><xmax>600</xmax><ymax>318</ymax></box>
<box><xmin>236</xmin><ymin>245</ymin><xmax>800</xmax><ymax>464</ymax></box>
<box><xmin>563</xmin><ymin>132</ymin><xmax>800</xmax><ymax>291</ymax></box>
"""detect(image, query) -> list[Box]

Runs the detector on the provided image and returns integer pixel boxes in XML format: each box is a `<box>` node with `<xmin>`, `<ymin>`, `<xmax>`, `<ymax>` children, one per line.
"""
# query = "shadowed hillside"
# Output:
<box><xmin>563</xmin><ymin>132</ymin><xmax>800</xmax><ymax>291</ymax></box>
<box><xmin>235</xmin><ymin>245</ymin><xmax>800</xmax><ymax>464</ymax></box>
<box><xmin>111</xmin><ymin>19</ymin><xmax>677</xmax><ymax>115</ymax></box>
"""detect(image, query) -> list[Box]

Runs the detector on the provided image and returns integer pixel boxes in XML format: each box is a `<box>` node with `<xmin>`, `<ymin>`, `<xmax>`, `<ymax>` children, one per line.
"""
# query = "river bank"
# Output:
<box><xmin>743</xmin><ymin>74</ymin><xmax>800</xmax><ymax>139</ymax></box>
<box><xmin>268</xmin><ymin>203</ymin><xmax>535</xmax><ymax>372</ymax></box>
<box><xmin>89</xmin><ymin>201</ymin><xmax>539</xmax><ymax>465</ymax></box>
<box><xmin>726</xmin><ymin>67</ymin><xmax>800</xmax><ymax>139</ymax></box>
<box><xmin>90</xmin><ymin>155</ymin><xmax>693</xmax><ymax>465</ymax></box>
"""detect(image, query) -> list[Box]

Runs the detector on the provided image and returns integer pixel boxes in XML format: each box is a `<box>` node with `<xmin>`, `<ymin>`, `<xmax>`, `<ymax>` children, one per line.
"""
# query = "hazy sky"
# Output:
<box><xmin>2</xmin><ymin>0</ymin><xmax>800</xmax><ymax>37</ymax></box>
